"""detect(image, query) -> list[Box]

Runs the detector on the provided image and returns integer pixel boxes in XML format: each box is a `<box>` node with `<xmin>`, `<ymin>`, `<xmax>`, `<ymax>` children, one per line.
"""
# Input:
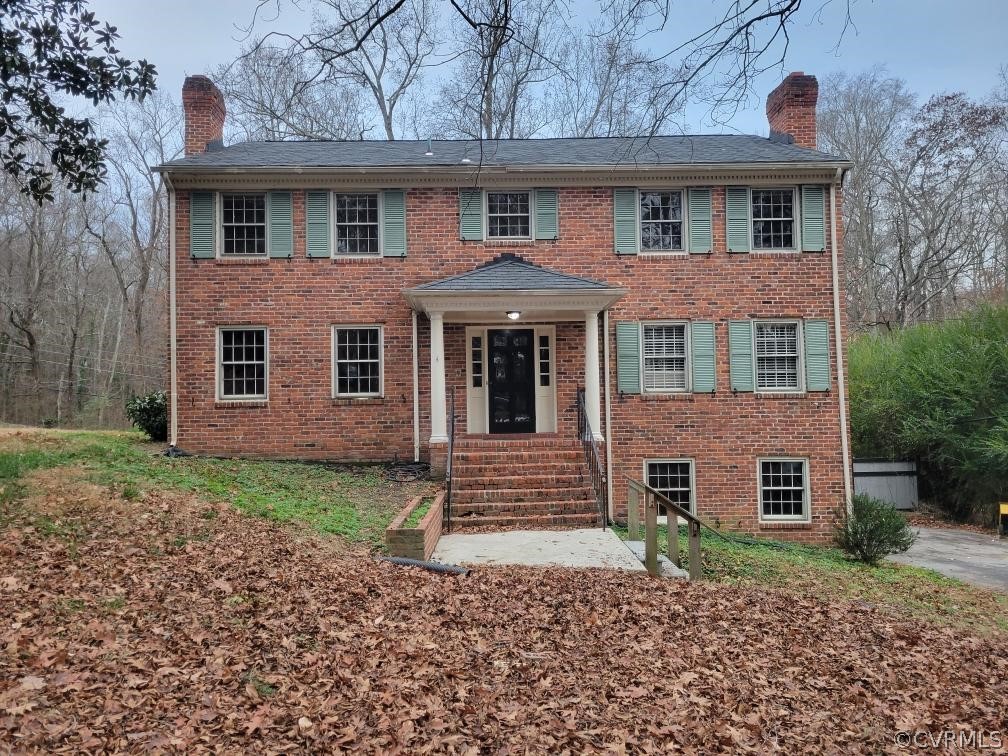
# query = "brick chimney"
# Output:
<box><xmin>766</xmin><ymin>71</ymin><xmax>818</xmax><ymax>150</ymax></box>
<box><xmin>182</xmin><ymin>75</ymin><xmax>226</xmax><ymax>157</ymax></box>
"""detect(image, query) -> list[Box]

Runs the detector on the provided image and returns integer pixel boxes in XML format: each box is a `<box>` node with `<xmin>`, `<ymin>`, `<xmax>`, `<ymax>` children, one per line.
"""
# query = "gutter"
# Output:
<box><xmin>830</xmin><ymin>168</ymin><xmax>854</xmax><ymax>514</ymax></box>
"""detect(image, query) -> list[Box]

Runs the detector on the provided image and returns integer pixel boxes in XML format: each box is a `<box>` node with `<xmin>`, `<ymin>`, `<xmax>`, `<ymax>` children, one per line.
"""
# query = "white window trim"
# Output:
<box><xmin>638</xmin><ymin>188</ymin><xmax>688</xmax><ymax>255</ymax></box>
<box><xmin>331</xmin><ymin>190</ymin><xmax>384</xmax><ymax>259</ymax></box>
<box><xmin>331</xmin><ymin>324</ymin><xmax>385</xmax><ymax>398</ymax></box>
<box><xmin>640</xmin><ymin>320</ymin><xmax>691</xmax><ymax>394</ymax></box>
<box><xmin>484</xmin><ymin>189</ymin><xmax>535</xmax><ymax>240</ymax></box>
<box><xmin>216</xmin><ymin>326</ymin><xmax>269</xmax><ymax>401</ymax></box>
<box><xmin>757</xmin><ymin>456</ymin><xmax>811</xmax><ymax>523</ymax></box>
<box><xmin>643</xmin><ymin>458</ymin><xmax>696</xmax><ymax>518</ymax></box>
<box><xmin>752</xmin><ymin>318</ymin><xmax>804</xmax><ymax>394</ymax></box>
<box><xmin>217</xmin><ymin>191</ymin><xmax>270</xmax><ymax>259</ymax></box>
<box><xmin>749</xmin><ymin>186</ymin><xmax>801</xmax><ymax>254</ymax></box>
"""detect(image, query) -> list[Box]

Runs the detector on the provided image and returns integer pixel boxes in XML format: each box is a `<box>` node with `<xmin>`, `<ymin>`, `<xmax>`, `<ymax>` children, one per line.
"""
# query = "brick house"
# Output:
<box><xmin>156</xmin><ymin>72</ymin><xmax>852</xmax><ymax>543</ymax></box>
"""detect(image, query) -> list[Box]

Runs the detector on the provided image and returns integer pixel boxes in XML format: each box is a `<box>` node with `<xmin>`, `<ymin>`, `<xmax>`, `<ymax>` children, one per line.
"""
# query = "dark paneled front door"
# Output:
<box><xmin>488</xmin><ymin>329</ymin><xmax>536</xmax><ymax>433</ymax></box>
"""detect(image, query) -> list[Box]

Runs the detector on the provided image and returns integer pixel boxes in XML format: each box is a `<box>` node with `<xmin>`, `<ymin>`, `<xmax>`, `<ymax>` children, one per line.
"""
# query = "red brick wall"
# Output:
<box><xmin>172</xmin><ymin>182</ymin><xmax>849</xmax><ymax>542</ymax></box>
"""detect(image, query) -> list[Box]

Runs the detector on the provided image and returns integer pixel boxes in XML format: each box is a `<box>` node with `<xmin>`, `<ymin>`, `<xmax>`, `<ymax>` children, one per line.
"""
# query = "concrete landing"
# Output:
<box><xmin>432</xmin><ymin>528</ymin><xmax>645</xmax><ymax>571</ymax></box>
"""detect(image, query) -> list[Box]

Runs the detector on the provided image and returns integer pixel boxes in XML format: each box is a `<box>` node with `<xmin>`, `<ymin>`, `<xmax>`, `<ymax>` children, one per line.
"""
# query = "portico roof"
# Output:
<box><xmin>403</xmin><ymin>254</ymin><xmax>627</xmax><ymax>321</ymax></box>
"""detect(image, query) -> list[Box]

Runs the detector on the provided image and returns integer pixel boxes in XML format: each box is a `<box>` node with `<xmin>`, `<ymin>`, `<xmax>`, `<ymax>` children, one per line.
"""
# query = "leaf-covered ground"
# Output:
<box><xmin>2</xmin><ymin>467</ymin><xmax>1006</xmax><ymax>753</ymax></box>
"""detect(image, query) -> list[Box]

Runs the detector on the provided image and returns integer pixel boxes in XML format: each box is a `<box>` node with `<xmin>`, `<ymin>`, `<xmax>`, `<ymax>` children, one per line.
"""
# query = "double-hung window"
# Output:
<box><xmin>646</xmin><ymin>459</ymin><xmax>694</xmax><ymax>516</ymax></box>
<box><xmin>751</xmin><ymin>188</ymin><xmax>796</xmax><ymax>250</ymax></box>
<box><xmin>334</xmin><ymin>193</ymin><xmax>380</xmax><ymax>256</ymax></box>
<box><xmin>221</xmin><ymin>193</ymin><xmax>267</xmax><ymax>256</ymax></box>
<box><xmin>639</xmin><ymin>190</ymin><xmax>683</xmax><ymax>251</ymax></box>
<box><xmin>218</xmin><ymin>327</ymin><xmax>268</xmax><ymax>400</ymax></box>
<box><xmin>754</xmin><ymin>321</ymin><xmax>801</xmax><ymax>391</ymax></box>
<box><xmin>333</xmin><ymin>326</ymin><xmax>383</xmax><ymax>397</ymax></box>
<box><xmin>759</xmin><ymin>458</ymin><xmax>809</xmax><ymax>521</ymax></box>
<box><xmin>642</xmin><ymin>323</ymin><xmax>688</xmax><ymax>392</ymax></box>
<box><xmin>486</xmin><ymin>191</ymin><xmax>532</xmax><ymax>239</ymax></box>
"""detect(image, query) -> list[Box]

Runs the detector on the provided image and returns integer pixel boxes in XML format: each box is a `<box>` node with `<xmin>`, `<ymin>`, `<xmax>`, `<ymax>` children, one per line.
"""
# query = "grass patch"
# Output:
<box><xmin>612</xmin><ymin>524</ymin><xmax>1008</xmax><ymax>635</ymax></box>
<box><xmin>403</xmin><ymin>497</ymin><xmax>432</xmax><ymax>529</ymax></box>
<box><xmin>0</xmin><ymin>430</ymin><xmax>433</xmax><ymax>549</ymax></box>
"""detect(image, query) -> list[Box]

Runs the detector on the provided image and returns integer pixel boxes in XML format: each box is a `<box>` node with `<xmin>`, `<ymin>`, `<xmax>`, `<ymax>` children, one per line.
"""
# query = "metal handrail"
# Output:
<box><xmin>444</xmin><ymin>387</ymin><xmax>456</xmax><ymax>532</ymax></box>
<box><xmin>575</xmin><ymin>387</ymin><xmax>608</xmax><ymax>529</ymax></box>
<box><xmin>626</xmin><ymin>476</ymin><xmax>702</xmax><ymax>580</ymax></box>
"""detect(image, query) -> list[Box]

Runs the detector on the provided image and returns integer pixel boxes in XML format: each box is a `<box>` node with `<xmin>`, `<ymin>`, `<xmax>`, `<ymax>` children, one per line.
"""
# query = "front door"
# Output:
<box><xmin>488</xmin><ymin>329</ymin><xmax>536</xmax><ymax>433</ymax></box>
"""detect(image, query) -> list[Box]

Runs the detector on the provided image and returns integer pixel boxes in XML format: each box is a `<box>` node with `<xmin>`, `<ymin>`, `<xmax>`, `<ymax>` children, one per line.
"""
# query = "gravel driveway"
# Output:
<box><xmin>890</xmin><ymin>526</ymin><xmax>1008</xmax><ymax>592</ymax></box>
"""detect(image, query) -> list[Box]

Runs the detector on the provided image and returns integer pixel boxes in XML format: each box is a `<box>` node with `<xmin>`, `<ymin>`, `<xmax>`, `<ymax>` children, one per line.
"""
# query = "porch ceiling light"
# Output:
<box><xmin>506</xmin><ymin>310</ymin><xmax>521</xmax><ymax>320</ymax></box>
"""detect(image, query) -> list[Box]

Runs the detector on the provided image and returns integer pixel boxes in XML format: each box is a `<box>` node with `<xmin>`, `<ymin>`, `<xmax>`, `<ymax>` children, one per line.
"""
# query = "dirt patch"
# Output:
<box><xmin>0</xmin><ymin>474</ymin><xmax>1006</xmax><ymax>753</ymax></box>
<box><xmin>906</xmin><ymin>511</ymin><xmax>996</xmax><ymax>535</ymax></box>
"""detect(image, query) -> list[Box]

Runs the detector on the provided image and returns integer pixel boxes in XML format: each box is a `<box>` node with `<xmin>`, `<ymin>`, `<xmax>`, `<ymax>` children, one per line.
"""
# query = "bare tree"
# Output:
<box><xmin>215</xmin><ymin>45</ymin><xmax>368</xmax><ymax>141</ymax></box>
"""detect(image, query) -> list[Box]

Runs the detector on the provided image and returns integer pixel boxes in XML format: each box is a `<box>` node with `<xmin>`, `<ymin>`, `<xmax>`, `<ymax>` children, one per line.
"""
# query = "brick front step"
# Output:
<box><xmin>453</xmin><ymin>435</ymin><xmax>577</xmax><ymax>449</ymax></box>
<box><xmin>453</xmin><ymin>473</ymin><xmax>587</xmax><ymax>489</ymax></box>
<box><xmin>454</xmin><ymin>462</ymin><xmax>587</xmax><ymax>477</ymax></box>
<box><xmin>451</xmin><ymin>500</ymin><xmax>597</xmax><ymax>516</ymax></box>
<box><xmin>454</xmin><ymin>450</ymin><xmax>583</xmax><ymax>465</ymax></box>
<box><xmin>452</xmin><ymin>486</ymin><xmax>595</xmax><ymax>505</ymax></box>
<box><xmin>448</xmin><ymin>512</ymin><xmax>602</xmax><ymax>529</ymax></box>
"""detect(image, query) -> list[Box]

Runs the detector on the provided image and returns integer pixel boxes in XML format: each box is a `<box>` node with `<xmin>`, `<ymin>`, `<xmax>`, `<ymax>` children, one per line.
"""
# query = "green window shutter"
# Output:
<box><xmin>726</xmin><ymin>186</ymin><xmax>750</xmax><ymax>253</ymax></box>
<box><xmin>189</xmin><ymin>191</ymin><xmax>215</xmax><ymax>258</ymax></box>
<box><xmin>268</xmin><ymin>191</ymin><xmax>293</xmax><ymax>258</ymax></box>
<box><xmin>459</xmin><ymin>189</ymin><xmax>483</xmax><ymax>240</ymax></box>
<box><xmin>801</xmin><ymin>185</ymin><xmax>826</xmax><ymax>252</ymax></box>
<box><xmin>728</xmin><ymin>320</ymin><xmax>754</xmax><ymax>392</ymax></box>
<box><xmin>613</xmin><ymin>188</ymin><xmax>639</xmax><ymax>254</ymax></box>
<box><xmin>615</xmin><ymin>322</ymin><xmax>641</xmax><ymax>394</ymax></box>
<box><xmin>804</xmin><ymin>319</ymin><xmax>831</xmax><ymax>391</ymax></box>
<box><xmin>687</xmin><ymin>188</ymin><xmax>712</xmax><ymax>254</ymax></box>
<box><xmin>534</xmin><ymin>188</ymin><xmax>558</xmax><ymax>240</ymax></box>
<box><xmin>305</xmin><ymin>191</ymin><xmax>330</xmax><ymax>258</ymax></box>
<box><xmin>381</xmin><ymin>190</ymin><xmax>407</xmax><ymax>257</ymax></box>
<box><xmin>690</xmin><ymin>321</ymin><xmax>716</xmax><ymax>393</ymax></box>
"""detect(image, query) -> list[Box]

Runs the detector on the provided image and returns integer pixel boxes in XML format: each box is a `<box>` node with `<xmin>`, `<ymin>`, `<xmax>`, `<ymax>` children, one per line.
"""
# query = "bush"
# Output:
<box><xmin>849</xmin><ymin>303</ymin><xmax>1008</xmax><ymax>522</ymax></box>
<box><xmin>835</xmin><ymin>494</ymin><xmax>916</xmax><ymax>565</ymax></box>
<box><xmin>125</xmin><ymin>391</ymin><xmax>167</xmax><ymax>442</ymax></box>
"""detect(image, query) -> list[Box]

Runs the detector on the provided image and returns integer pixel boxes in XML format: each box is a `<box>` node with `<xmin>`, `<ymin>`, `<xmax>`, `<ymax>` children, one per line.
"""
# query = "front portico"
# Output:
<box><xmin>404</xmin><ymin>254</ymin><xmax>626</xmax><ymax>467</ymax></box>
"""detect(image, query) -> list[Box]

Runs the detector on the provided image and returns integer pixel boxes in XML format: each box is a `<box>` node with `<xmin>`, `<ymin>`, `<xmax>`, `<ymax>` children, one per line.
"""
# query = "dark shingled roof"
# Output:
<box><xmin>158</xmin><ymin>135</ymin><xmax>843</xmax><ymax>170</ymax></box>
<box><xmin>414</xmin><ymin>254</ymin><xmax>614</xmax><ymax>291</ymax></box>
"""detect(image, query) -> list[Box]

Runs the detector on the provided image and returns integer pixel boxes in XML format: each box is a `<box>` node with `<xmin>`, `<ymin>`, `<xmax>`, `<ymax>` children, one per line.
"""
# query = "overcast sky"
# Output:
<box><xmin>91</xmin><ymin>0</ymin><xmax>1008</xmax><ymax>138</ymax></box>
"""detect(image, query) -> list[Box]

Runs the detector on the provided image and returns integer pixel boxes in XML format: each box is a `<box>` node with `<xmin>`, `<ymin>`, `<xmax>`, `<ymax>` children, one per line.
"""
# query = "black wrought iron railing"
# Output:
<box><xmin>575</xmin><ymin>387</ymin><xmax>607</xmax><ymax>529</ymax></box>
<box><xmin>444</xmin><ymin>387</ymin><xmax>456</xmax><ymax>532</ymax></box>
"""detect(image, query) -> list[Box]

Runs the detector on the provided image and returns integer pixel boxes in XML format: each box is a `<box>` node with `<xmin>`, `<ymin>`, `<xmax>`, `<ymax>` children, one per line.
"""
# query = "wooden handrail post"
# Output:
<box><xmin>688</xmin><ymin>521</ymin><xmax>702</xmax><ymax>580</ymax></box>
<box><xmin>628</xmin><ymin>484</ymin><xmax>639</xmax><ymax>542</ymax></box>
<box><xmin>668</xmin><ymin>512</ymin><xmax>680</xmax><ymax>568</ymax></box>
<box><xmin>644</xmin><ymin>491</ymin><xmax>658</xmax><ymax>576</ymax></box>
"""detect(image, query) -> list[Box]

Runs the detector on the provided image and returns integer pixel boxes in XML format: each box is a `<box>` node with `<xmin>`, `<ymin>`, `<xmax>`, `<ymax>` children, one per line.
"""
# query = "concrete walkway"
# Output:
<box><xmin>433</xmin><ymin>528</ymin><xmax>645</xmax><ymax>571</ymax></box>
<box><xmin>890</xmin><ymin>526</ymin><xmax>1008</xmax><ymax>592</ymax></box>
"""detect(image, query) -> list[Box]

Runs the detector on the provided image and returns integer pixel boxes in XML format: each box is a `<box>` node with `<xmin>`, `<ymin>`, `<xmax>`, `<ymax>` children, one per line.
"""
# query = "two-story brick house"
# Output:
<box><xmin>156</xmin><ymin>72</ymin><xmax>852</xmax><ymax>543</ymax></box>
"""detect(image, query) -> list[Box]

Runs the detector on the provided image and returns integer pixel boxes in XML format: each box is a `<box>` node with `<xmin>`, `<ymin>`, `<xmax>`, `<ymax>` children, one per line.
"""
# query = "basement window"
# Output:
<box><xmin>221</xmin><ymin>193</ymin><xmax>267</xmax><ymax>256</ymax></box>
<box><xmin>333</xmin><ymin>326</ymin><xmax>383</xmax><ymax>397</ymax></box>
<box><xmin>759</xmin><ymin>458</ymin><xmax>809</xmax><ymax>521</ymax></box>
<box><xmin>218</xmin><ymin>327</ymin><xmax>267</xmax><ymax>400</ymax></box>
<box><xmin>645</xmin><ymin>459</ymin><xmax>694</xmax><ymax>516</ymax></box>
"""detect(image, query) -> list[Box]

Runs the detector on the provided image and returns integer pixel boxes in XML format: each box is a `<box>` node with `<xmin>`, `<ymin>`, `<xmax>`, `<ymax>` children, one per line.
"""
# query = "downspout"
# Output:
<box><xmin>830</xmin><ymin>171</ymin><xmax>853</xmax><ymax>515</ymax></box>
<box><xmin>603</xmin><ymin>308</ymin><xmax>614</xmax><ymax>521</ymax></box>
<box><xmin>412</xmin><ymin>309</ymin><xmax>420</xmax><ymax>463</ymax></box>
<box><xmin>167</xmin><ymin>175</ymin><xmax>179</xmax><ymax>448</ymax></box>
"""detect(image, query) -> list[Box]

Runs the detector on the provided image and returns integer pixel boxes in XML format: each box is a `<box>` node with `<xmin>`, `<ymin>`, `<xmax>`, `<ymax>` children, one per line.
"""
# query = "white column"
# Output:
<box><xmin>429</xmin><ymin>311</ymin><xmax>448</xmax><ymax>443</ymax></box>
<box><xmin>584</xmin><ymin>310</ymin><xmax>603</xmax><ymax>441</ymax></box>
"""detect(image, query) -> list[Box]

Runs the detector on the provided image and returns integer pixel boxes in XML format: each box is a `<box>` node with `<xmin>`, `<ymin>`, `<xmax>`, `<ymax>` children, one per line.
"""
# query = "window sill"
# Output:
<box><xmin>214</xmin><ymin>400</ymin><xmax>269</xmax><ymax>408</ymax></box>
<box><xmin>753</xmin><ymin>391</ymin><xmax>807</xmax><ymax>399</ymax></box>
<box><xmin>638</xmin><ymin>251</ymin><xmax>688</xmax><ymax>257</ymax></box>
<box><xmin>481</xmin><ymin>238</ymin><xmax>536</xmax><ymax>246</ymax></box>
<box><xmin>748</xmin><ymin>250</ymin><xmax>800</xmax><ymax>255</ymax></box>
<box><xmin>758</xmin><ymin>520</ymin><xmax>812</xmax><ymax>530</ymax></box>
<box><xmin>332</xmin><ymin>255</ymin><xmax>386</xmax><ymax>263</ymax></box>
<box><xmin>640</xmin><ymin>392</ymin><xmax>694</xmax><ymax>401</ymax></box>
<box><xmin>213</xmin><ymin>257</ymin><xmax>270</xmax><ymax>265</ymax></box>
<box><xmin>332</xmin><ymin>396</ymin><xmax>385</xmax><ymax>406</ymax></box>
